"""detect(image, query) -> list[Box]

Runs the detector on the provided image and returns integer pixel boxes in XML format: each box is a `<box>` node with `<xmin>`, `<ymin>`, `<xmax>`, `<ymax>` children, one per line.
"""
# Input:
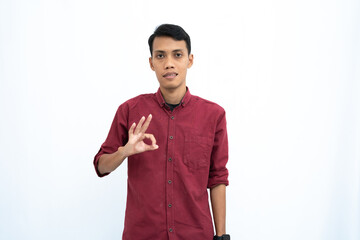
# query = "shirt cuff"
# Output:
<box><xmin>93</xmin><ymin>151</ymin><xmax>110</xmax><ymax>178</ymax></box>
<box><xmin>207</xmin><ymin>169</ymin><xmax>229</xmax><ymax>188</ymax></box>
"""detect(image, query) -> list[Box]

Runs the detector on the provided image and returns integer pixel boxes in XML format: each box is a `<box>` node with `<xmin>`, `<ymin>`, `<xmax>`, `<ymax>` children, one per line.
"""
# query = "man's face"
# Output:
<box><xmin>149</xmin><ymin>36</ymin><xmax>193</xmax><ymax>92</ymax></box>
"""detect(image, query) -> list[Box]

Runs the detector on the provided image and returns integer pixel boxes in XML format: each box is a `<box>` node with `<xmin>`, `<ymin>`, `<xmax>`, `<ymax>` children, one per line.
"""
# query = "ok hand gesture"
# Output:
<box><xmin>123</xmin><ymin>114</ymin><xmax>159</xmax><ymax>157</ymax></box>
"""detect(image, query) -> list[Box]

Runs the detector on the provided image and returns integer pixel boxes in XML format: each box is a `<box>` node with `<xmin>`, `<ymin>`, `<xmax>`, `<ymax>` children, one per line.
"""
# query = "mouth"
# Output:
<box><xmin>162</xmin><ymin>72</ymin><xmax>178</xmax><ymax>79</ymax></box>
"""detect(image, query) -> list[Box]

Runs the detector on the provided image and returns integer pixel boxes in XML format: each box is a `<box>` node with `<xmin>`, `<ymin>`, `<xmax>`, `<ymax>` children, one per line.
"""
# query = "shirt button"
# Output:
<box><xmin>169</xmin><ymin>136</ymin><xmax>173</xmax><ymax>140</ymax></box>
<box><xmin>169</xmin><ymin>228</ymin><xmax>173</xmax><ymax>233</ymax></box>
<box><xmin>171</xmin><ymin>116</ymin><xmax>174</xmax><ymax>120</ymax></box>
<box><xmin>168</xmin><ymin>157</ymin><xmax>172</xmax><ymax>162</ymax></box>
<box><xmin>168</xmin><ymin>180</ymin><xmax>172</xmax><ymax>184</ymax></box>
<box><xmin>168</xmin><ymin>204</ymin><xmax>172</xmax><ymax>208</ymax></box>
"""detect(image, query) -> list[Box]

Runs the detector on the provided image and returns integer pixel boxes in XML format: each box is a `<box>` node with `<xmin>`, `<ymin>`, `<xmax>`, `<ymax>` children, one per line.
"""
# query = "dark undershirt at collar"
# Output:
<box><xmin>166</xmin><ymin>102</ymin><xmax>181</xmax><ymax>112</ymax></box>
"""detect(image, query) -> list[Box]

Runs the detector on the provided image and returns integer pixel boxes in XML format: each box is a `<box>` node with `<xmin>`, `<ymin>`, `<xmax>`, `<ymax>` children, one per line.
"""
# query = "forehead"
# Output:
<box><xmin>152</xmin><ymin>36</ymin><xmax>187</xmax><ymax>53</ymax></box>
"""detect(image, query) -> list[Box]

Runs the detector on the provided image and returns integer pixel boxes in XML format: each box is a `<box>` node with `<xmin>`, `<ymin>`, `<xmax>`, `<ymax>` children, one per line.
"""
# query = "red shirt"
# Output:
<box><xmin>94</xmin><ymin>88</ymin><xmax>229</xmax><ymax>240</ymax></box>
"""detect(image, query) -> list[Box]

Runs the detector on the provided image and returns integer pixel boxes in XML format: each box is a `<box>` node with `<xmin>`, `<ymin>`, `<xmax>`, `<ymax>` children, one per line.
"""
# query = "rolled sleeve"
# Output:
<box><xmin>207</xmin><ymin>110</ymin><xmax>229</xmax><ymax>188</ymax></box>
<box><xmin>93</xmin><ymin>103</ymin><xmax>129</xmax><ymax>177</ymax></box>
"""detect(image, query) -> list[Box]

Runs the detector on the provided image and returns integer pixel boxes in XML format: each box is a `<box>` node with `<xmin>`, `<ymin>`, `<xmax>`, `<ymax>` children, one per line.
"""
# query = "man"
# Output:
<box><xmin>94</xmin><ymin>24</ymin><xmax>230</xmax><ymax>240</ymax></box>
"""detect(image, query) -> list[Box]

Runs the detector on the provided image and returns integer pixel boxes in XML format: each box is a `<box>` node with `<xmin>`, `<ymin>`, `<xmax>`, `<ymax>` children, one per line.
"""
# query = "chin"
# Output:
<box><xmin>159</xmin><ymin>81</ymin><xmax>185</xmax><ymax>91</ymax></box>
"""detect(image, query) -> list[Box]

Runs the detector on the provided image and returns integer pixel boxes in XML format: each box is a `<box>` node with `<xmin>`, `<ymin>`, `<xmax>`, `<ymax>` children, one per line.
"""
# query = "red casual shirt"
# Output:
<box><xmin>94</xmin><ymin>88</ymin><xmax>229</xmax><ymax>240</ymax></box>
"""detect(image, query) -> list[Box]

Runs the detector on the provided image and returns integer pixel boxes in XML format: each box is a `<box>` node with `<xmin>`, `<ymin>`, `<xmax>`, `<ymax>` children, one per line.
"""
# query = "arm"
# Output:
<box><xmin>208</xmin><ymin>109</ymin><xmax>229</xmax><ymax>238</ymax></box>
<box><xmin>97</xmin><ymin>114</ymin><xmax>158</xmax><ymax>175</ymax></box>
<box><xmin>210</xmin><ymin>184</ymin><xmax>226</xmax><ymax>237</ymax></box>
<box><xmin>97</xmin><ymin>146</ymin><xmax>128</xmax><ymax>175</ymax></box>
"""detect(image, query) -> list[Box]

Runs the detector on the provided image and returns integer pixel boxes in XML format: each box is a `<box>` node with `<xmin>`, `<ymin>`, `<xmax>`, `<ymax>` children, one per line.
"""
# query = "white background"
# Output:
<box><xmin>1</xmin><ymin>0</ymin><xmax>359</xmax><ymax>239</ymax></box>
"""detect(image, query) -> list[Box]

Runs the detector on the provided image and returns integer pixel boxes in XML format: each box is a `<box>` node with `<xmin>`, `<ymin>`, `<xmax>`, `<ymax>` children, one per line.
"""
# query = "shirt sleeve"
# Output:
<box><xmin>93</xmin><ymin>103</ymin><xmax>129</xmax><ymax>177</ymax></box>
<box><xmin>207</xmin><ymin>109</ymin><xmax>229</xmax><ymax>188</ymax></box>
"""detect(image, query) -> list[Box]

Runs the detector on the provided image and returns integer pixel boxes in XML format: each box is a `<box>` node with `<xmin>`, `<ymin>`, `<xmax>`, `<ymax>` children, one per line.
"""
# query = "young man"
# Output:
<box><xmin>94</xmin><ymin>24</ymin><xmax>230</xmax><ymax>240</ymax></box>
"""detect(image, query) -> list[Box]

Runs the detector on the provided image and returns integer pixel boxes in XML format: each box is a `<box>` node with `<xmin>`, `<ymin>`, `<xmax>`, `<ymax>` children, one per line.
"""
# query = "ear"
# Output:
<box><xmin>149</xmin><ymin>57</ymin><xmax>155</xmax><ymax>71</ymax></box>
<box><xmin>187</xmin><ymin>54</ymin><xmax>194</xmax><ymax>69</ymax></box>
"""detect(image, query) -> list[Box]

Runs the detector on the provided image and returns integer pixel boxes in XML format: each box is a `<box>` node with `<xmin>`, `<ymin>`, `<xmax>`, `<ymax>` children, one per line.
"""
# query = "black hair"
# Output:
<box><xmin>148</xmin><ymin>24</ymin><xmax>191</xmax><ymax>56</ymax></box>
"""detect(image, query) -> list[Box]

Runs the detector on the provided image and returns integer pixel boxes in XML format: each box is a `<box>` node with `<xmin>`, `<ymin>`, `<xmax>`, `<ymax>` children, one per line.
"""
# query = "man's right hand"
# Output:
<box><xmin>123</xmin><ymin>114</ymin><xmax>159</xmax><ymax>157</ymax></box>
<box><xmin>98</xmin><ymin>114</ymin><xmax>158</xmax><ymax>175</ymax></box>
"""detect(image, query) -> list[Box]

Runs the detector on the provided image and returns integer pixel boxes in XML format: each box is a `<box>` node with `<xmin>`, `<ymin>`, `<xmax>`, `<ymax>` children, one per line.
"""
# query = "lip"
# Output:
<box><xmin>162</xmin><ymin>72</ymin><xmax>178</xmax><ymax>79</ymax></box>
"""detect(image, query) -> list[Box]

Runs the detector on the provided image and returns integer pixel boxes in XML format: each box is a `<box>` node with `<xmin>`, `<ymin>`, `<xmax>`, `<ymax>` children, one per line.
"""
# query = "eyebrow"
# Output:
<box><xmin>153</xmin><ymin>49</ymin><xmax>184</xmax><ymax>53</ymax></box>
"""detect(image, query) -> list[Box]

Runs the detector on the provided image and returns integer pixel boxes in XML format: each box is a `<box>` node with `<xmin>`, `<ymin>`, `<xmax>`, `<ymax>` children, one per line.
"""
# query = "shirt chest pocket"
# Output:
<box><xmin>183</xmin><ymin>135</ymin><xmax>213</xmax><ymax>170</ymax></box>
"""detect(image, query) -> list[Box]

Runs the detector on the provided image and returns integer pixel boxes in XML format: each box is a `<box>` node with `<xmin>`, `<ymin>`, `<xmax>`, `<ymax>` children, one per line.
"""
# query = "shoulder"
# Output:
<box><xmin>191</xmin><ymin>94</ymin><xmax>226</xmax><ymax>115</ymax></box>
<box><xmin>117</xmin><ymin>93</ymin><xmax>156</xmax><ymax>111</ymax></box>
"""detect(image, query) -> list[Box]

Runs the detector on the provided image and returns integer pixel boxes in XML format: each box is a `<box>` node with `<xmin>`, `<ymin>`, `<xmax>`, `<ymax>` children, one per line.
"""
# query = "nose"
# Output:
<box><xmin>165</xmin><ymin>56</ymin><xmax>175</xmax><ymax>69</ymax></box>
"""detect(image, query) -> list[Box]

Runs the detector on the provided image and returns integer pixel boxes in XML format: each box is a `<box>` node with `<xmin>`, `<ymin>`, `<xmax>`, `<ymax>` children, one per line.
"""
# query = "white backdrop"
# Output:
<box><xmin>0</xmin><ymin>0</ymin><xmax>359</xmax><ymax>239</ymax></box>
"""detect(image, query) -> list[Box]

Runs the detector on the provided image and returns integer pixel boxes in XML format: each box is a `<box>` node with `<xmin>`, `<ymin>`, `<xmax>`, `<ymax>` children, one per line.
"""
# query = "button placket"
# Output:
<box><xmin>166</xmin><ymin>113</ymin><xmax>176</xmax><ymax>237</ymax></box>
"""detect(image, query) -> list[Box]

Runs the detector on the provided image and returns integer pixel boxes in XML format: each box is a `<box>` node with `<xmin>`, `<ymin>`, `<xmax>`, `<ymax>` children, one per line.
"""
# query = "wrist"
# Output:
<box><xmin>213</xmin><ymin>234</ymin><xmax>230</xmax><ymax>240</ymax></box>
<box><xmin>118</xmin><ymin>144</ymin><xmax>131</xmax><ymax>159</ymax></box>
<box><xmin>118</xmin><ymin>146</ymin><xmax>129</xmax><ymax>159</ymax></box>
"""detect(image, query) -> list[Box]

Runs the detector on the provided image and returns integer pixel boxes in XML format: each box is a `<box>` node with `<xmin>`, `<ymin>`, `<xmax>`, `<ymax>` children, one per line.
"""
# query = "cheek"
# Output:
<box><xmin>155</xmin><ymin>70</ymin><xmax>163</xmax><ymax>79</ymax></box>
<box><xmin>183</xmin><ymin>60</ymin><xmax>190</xmax><ymax>68</ymax></box>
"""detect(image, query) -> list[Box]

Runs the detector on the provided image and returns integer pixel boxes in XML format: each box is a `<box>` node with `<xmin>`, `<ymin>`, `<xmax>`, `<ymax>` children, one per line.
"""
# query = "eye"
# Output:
<box><xmin>175</xmin><ymin>53</ymin><xmax>182</xmax><ymax>58</ymax></box>
<box><xmin>156</xmin><ymin>54</ymin><xmax>164</xmax><ymax>59</ymax></box>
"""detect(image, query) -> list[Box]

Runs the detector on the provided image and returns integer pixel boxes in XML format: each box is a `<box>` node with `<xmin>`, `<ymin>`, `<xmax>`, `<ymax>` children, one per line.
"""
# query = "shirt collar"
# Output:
<box><xmin>155</xmin><ymin>87</ymin><xmax>192</xmax><ymax>108</ymax></box>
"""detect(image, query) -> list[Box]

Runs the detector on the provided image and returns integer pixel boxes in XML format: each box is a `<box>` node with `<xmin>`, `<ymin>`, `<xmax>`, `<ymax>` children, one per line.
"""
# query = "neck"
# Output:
<box><xmin>160</xmin><ymin>86</ymin><xmax>187</xmax><ymax>104</ymax></box>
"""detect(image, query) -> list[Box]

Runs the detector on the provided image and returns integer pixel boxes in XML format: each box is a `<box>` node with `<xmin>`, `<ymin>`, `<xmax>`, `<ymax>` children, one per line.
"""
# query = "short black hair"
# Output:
<box><xmin>148</xmin><ymin>24</ymin><xmax>191</xmax><ymax>56</ymax></box>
